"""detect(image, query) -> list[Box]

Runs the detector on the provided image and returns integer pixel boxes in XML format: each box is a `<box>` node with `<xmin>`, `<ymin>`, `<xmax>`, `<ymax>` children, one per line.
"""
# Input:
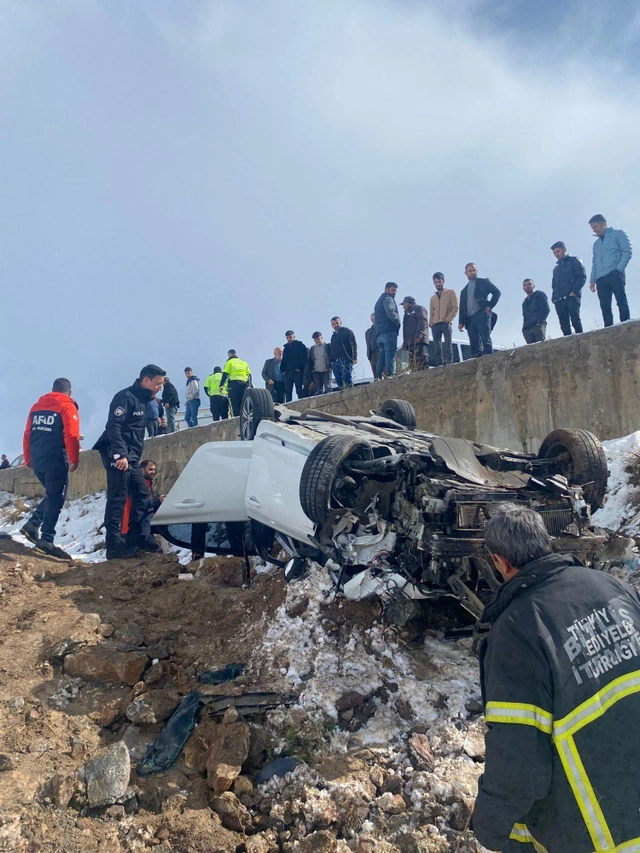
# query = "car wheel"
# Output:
<box><xmin>379</xmin><ymin>399</ymin><xmax>417</xmax><ymax>430</ymax></box>
<box><xmin>538</xmin><ymin>428</ymin><xmax>608</xmax><ymax>512</ymax></box>
<box><xmin>240</xmin><ymin>388</ymin><xmax>275</xmax><ymax>441</ymax></box>
<box><xmin>299</xmin><ymin>435</ymin><xmax>373</xmax><ymax>525</ymax></box>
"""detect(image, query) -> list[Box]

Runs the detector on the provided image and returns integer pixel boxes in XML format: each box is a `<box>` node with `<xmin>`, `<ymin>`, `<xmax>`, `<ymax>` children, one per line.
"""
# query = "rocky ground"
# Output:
<box><xmin>0</xmin><ymin>501</ymin><xmax>485</xmax><ymax>853</ymax></box>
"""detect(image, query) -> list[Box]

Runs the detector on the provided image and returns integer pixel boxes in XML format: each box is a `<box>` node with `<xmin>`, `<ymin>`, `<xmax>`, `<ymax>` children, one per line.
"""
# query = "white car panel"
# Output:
<box><xmin>152</xmin><ymin>441</ymin><xmax>253</xmax><ymax>525</ymax></box>
<box><xmin>244</xmin><ymin>420</ymin><xmax>319</xmax><ymax>542</ymax></box>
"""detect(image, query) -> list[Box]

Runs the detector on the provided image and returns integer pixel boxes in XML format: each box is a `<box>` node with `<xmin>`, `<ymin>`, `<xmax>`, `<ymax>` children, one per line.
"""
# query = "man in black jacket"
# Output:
<box><xmin>308</xmin><ymin>332</ymin><xmax>332</xmax><ymax>395</ymax></box>
<box><xmin>93</xmin><ymin>364</ymin><xmax>166</xmax><ymax>559</ymax></box>
<box><xmin>161</xmin><ymin>377</ymin><xmax>180</xmax><ymax>434</ymax></box>
<box><xmin>521</xmin><ymin>279</ymin><xmax>550</xmax><ymax>344</ymax></box>
<box><xmin>281</xmin><ymin>331</ymin><xmax>308</xmax><ymax>402</ymax></box>
<box><xmin>473</xmin><ymin>505</ymin><xmax>640</xmax><ymax>853</ymax></box>
<box><xmin>458</xmin><ymin>264</ymin><xmax>501</xmax><ymax>357</ymax></box>
<box><xmin>551</xmin><ymin>241</ymin><xmax>587</xmax><ymax>336</ymax></box>
<box><xmin>401</xmin><ymin>296</ymin><xmax>429</xmax><ymax>369</ymax></box>
<box><xmin>330</xmin><ymin>316</ymin><xmax>357</xmax><ymax>389</ymax></box>
<box><xmin>365</xmin><ymin>313</ymin><xmax>378</xmax><ymax>377</ymax></box>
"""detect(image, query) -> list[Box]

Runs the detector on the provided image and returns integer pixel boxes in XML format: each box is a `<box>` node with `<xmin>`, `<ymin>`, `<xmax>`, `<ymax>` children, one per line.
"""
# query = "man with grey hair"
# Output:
<box><xmin>472</xmin><ymin>505</ymin><xmax>640</xmax><ymax>853</ymax></box>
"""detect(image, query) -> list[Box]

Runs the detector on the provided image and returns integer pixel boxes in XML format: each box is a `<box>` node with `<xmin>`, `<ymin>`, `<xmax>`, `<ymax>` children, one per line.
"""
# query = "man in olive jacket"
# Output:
<box><xmin>473</xmin><ymin>505</ymin><xmax>640</xmax><ymax>853</ymax></box>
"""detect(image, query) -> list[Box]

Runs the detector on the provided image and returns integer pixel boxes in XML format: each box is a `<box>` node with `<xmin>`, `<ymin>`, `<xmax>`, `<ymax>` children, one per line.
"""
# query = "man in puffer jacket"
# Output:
<box><xmin>473</xmin><ymin>505</ymin><xmax>640</xmax><ymax>853</ymax></box>
<box><xmin>551</xmin><ymin>241</ymin><xmax>587</xmax><ymax>336</ymax></box>
<box><xmin>588</xmin><ymin>214</ymin><xmax>632</xmax><ymax>327</ymax></box>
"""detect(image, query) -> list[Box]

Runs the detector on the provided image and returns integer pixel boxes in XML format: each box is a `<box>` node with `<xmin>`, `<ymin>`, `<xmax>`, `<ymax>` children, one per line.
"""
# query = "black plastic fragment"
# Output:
<box><xmin>136</xmin><ymin>691</ymin><xmax>202</xmax><ymax>776</ymax></box>
<box><xmin>197</xmin><ymin>662</ymin><xmax>246</xmax><ymax>684</ymax></box>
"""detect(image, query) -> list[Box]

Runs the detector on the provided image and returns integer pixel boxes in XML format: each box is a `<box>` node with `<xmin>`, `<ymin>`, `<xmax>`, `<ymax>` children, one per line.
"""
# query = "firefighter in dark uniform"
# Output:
<box><xmin>473</xmin><ymin>505</ymin><xmax>640</xmax><ymax>853</ymax></box>
<box><xmin>93</xmin><ymin>364</ymin><xmax>165</xmax><ymax>560</ymax></box>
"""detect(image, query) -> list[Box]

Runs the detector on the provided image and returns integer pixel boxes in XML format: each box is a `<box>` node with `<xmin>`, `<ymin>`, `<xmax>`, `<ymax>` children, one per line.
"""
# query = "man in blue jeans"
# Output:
<box><xmin>329</xmin><ymin>317</ymin><xmax>357</xmax><ymax>389</ymax></box>
<box><xmin>374</xmin><ymin>282</ymin><xmax>400</xmax><ymax>378</ymax></box>
<box><xmin>184</xmin><ymin>367</ymin><xmax>200</xmax><ymax>428</ymax></box>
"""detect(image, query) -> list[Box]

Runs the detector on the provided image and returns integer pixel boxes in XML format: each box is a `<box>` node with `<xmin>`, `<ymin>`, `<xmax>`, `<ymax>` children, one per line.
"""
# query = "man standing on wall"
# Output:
<box><xmin>588</xmin><ymin>214</ymin><xmax>633</xmax><ymax>327</ymax></box>
<box><xmin>329</xmin><ymin>317</ymin><xmax>357</xmax><ymax>390</ymax></box>
<box><xmin>281</xmin><ymin>331</ymin><xmax>308</xmax><ymax>402</ymax></box>
<box><xmin>401</xmin><ymin>296</ymin><xmax>430</xmax><ymax>369</ymax></box>
<box><xmin>309</xmin><ymin>332</ymin><xmax>333</xmax><ymax>394</ymax></box>
<box><xmin>365</xmin><ymin>313</ymin><xmax>378</xmax><ymax>377</ymax></box>
<box><xmin>20</xmin><ymin>377</ymin><xmax>80</xmax><ymax>560</ymax></box>
<box><xmin>550</xmin><ymin>241</ymin><xmax>586</xmax><ymax>336</ymax></box>
<box><xmin>262</xmin><ymin>347</ymin><xmax>285</xmax><ymax>404</ymax></box>
<box><xmin>184</xmin><ymin>368</ymin><xmax>200</xmax><ymax>428</ymax></box>
<box><xmin>204</xmin><ymin>366</ymin><xmax>229</xmax><ymax>421</ymax></box>
<box><xmin>458</xmin><ymin>263</ymin><xmax>501</xmax><ymax>357</ymax></box>
<box><xmin>161</xmin><ymin>376</ymin><xmax>180</xmax><ymax>433</ymax></box>
<box><xmin>521</xmin><ymin>279</ymin><xmax>550</xmax><ymax>344</ymax></box>
<box><xmin>220</xmin><ymin>350</ymin><xmax>252</xmax><ymax>416</ymax></box>
<box><xmin>374</xmin><ymin>282</ymin><xmax>401</xmax><ymax>379</ymax></box>
<box><xmin>429</xmin><ymin>273</ymin><xmax>459</xmax><ymax>366</ymax></box>
<box><xmin>93</xmin><ymin>364</ymin><xmax>166</xmax><ymax>559</ymax></box>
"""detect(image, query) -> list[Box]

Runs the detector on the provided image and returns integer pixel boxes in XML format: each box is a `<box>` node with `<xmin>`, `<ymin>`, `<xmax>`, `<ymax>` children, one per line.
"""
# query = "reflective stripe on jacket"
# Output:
<box><xmin>473</xmin><ymin>553</ymin><xmax>640</xmax><ymax>853</ymax></box>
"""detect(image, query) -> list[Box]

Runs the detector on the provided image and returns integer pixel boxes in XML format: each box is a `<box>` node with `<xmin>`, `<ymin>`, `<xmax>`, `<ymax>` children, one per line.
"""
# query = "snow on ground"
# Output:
<box><xmin>0</xmin><ymin>489</ymin><xmax>192</xmax><ymax>564</ymax></box>
<box><xmin>593</xmin><ymin>430</ymin><xmax>640</xmax><ymax>535</ymax></box>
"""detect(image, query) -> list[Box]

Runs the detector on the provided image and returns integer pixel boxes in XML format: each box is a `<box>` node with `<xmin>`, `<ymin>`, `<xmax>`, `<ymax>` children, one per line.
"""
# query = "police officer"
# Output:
<box><xmin>21</xmin><ymin>377</ymin><xmax>81</xmax><ymax>560</ymax></box>
<box><xmin>203</xmin><ymin>366</ymin><xmax>229</xmax><ymax>421</ymax></box>
<box><xmin>93</xmin><ymin>364</ymin><xmax>166</xmax><ymax>560</ymax></box>
<box><xmin>473</xmin><ymin>505</ymin><xmax>640</xmax><ymax>852</ymax></box>
<box><xmin>220</xmin><ymin>350</ymin><xmax>252</xmax><ymax>417</ymax></box>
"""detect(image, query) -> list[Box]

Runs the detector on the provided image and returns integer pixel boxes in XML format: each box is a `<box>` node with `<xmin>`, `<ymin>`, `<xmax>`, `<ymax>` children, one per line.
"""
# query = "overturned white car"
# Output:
<box><xmin>152</xmin><ymin>390</ymin><xmax>607</xmax><ymax>618</ymax></box>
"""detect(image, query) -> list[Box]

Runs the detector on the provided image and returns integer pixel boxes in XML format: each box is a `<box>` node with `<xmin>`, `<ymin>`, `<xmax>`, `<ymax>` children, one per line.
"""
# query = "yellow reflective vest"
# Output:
<box><xmin>223</xmin><ymin>358</ymin><xmax>251</xmax><ymax>383</ymax></box>
<box><xmin>473</xmin><ymin>553</ymin><xmax>640</xmax><ymax>853</ymax></box>
<box><xmin>204</xmin><ymin>372</ymin><xmax>227</xmax><ymax>397</ymax></box>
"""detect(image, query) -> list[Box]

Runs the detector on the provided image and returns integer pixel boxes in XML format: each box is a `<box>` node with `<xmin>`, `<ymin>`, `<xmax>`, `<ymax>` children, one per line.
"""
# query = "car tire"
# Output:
<box><xmin>300</xmin><ymin>435</ymin><xmax>373</xmax><ymax>525</ymax></box>
<box><xmin>538</xmin><ymin>428</ymin><xmax>608</xmax><ymax>512</ymax></box>
<box><xmin>240</xmin><ymin>388</ymin><xmax>275</xmax><ymax>441</ymax></box>
<box><xmin>379</xmin><ymin>399</ymin><xmax>417</xmax><ymax>430</ymax></box>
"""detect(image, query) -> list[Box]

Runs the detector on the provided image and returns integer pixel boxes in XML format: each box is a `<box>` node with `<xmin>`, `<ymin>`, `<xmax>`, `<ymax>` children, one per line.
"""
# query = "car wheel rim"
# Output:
<box><xmin>241</xmin><ymin>398</ymin><xmax>253</xmax><ymax>440</ymax></box>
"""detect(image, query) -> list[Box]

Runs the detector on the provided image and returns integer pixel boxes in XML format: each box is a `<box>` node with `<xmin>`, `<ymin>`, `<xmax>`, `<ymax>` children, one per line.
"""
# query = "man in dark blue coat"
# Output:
<box><xmin>551</xmin><ymin>241</ymin><xmax>587</xmax><ymax>336</ymax></box>
<box><xmin>458</xmin><ymin>263</ymin><xmax>501</xmax><ymax>357</ymax></box>
<box><xmin>521</xmin><ymin>279</ymin><xmax>550</xmax><ymax>344</ymax></box>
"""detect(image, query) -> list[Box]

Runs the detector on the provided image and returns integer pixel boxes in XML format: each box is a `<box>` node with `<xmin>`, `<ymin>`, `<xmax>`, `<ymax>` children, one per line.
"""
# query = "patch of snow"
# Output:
<box><xmin>593</xmin><ymin>431</ymin><xmax>640</xmax><ymax>534</ymax></box>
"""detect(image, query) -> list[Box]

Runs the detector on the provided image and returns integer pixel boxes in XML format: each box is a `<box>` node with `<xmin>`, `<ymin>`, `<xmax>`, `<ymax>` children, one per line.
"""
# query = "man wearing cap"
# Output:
<box><xmin>429</xmin><ymin>273</ymin><xmax>459</xmax><ymax>366</ymax></box>
<box><xmin>588</xmin><ymin>214</ymin><xmax>633</xmax><ymax>327</ymax></box>
<box><xmin>550</xmin><ymin>242</ymin><xmax>586</xmax><ymax>336</ymax></box>
<box><xmin>401</xmin><ymin>296</ymin><xmax>430</xmax><ymax>370</ymax></box>
<box><xmin>458</xmin><ymin>263</ymin><xmax>501</xmax><ymax>358</ymax></box>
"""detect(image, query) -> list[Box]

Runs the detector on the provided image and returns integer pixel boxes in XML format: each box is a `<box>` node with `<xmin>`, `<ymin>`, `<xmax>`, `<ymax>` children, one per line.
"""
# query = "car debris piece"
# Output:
<box><xmin>256</xmin><ymin>756</ymin><xmax>300</xmax><ymax>784</ymax></box>
<box><xmin>136</xmin><ymin>691</ymin><xmax>202</xmax><ymax>777</ymax></box>
<box><xmin>200</xmin><ymin>691</ymin><xmax>290</xmax><ymax>717</ymax></box>
<box><xmin>197</xmin><ymin>663</ymin><xmax>246</xmax><ymax>685</ymax></box>
<box><xmin>153</xmin><ymin>394</ymin><xmax>608</xmax><ymax>619</ymax></box>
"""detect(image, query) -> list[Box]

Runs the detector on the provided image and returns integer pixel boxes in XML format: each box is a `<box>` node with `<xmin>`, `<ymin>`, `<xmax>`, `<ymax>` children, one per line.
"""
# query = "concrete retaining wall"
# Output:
<box><xmin>4</xmin><ymin>320</ymin><xmax>639</xmax><ymax>501</ymax></box>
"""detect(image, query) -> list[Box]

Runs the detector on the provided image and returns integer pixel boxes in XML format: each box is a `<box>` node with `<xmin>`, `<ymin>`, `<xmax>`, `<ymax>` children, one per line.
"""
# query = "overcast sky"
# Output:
<box><xmin>1</xmin><ymin>0</ymin><xmax>638</xmax><ymax>457</ymax></box>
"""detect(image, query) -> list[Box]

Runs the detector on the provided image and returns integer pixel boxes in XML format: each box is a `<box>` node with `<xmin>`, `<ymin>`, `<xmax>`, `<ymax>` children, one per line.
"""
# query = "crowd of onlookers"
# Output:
<box><xmin>167</xmin><ymin>213</ymin><xmax>632</xmax><ymax>428</ymax></box>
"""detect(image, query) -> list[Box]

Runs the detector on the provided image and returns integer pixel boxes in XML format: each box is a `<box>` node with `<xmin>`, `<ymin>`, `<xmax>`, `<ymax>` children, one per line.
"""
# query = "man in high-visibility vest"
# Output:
<box><xmin>203</xmin><ymin>366</ymin><xmax>229</xmax><ymax>421</ymax></box>
<box><xmin>220</xmin><ymin>350</ymin><xmax>252</xmax><ymax>417</ymax></box>
<box><xmin>473</xmin><ymin>505</ymin><xmax>640</xmax><ymax>853</ymax></box>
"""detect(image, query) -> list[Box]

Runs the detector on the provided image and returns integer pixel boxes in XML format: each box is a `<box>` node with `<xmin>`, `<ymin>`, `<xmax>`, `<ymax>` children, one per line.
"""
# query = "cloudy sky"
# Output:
<box><xmin>1</xmin><ymin>0</ymin><xmax>638</xmax><ymax>457</ymax></box>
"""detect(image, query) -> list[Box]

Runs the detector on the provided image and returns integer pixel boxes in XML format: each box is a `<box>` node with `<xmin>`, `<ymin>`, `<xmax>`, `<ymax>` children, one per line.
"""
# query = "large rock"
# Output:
<box><xmin>205</xmin><ymin>721</ymin><xmax>250</xmax><ymax>794</ymax></box>
<box><xmin>125</xmin><ymin>690</ymin><xmax>180</xmax><ymax>725</ymax></box>
<box><xmin>85</xmin><ymin>741</ymin><xmax>131</xmax><ymax>808</ymax></box>
<box><xmin>299</xmin><ymin>830</ymin><xmax>338</xmax><ymax>853</ymax></box>
<box><xmin>64</xmin><ymin>648</ymin><xmax>148</xmax><ymax>686</ymax></box>
<box><xmin>210</xmin><ymin>790</ymin><xmax>252</xmax><ymax>832</ymax></box>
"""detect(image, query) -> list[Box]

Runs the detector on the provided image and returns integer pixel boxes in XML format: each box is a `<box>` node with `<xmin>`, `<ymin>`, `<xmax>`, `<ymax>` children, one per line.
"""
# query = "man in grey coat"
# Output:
<box><xmin>588</xmin><ymin>214</ymin><xmax>632</xmax><ymax>327</ymax></box>
<box><xmin>262</xmin><ymin>347</ymin><xmax>285</xmax><ymax>403</ymax></box>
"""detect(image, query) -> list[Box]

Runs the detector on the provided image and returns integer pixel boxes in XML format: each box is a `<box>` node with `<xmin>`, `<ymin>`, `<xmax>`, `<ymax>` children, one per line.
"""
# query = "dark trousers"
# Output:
<box><xmin>406</xmin><ymin>342</ymin><xmax>429</xmax><ymax>370</ymax></box>
<box><xmin>368</xmin><ymin>354</ymin><xmax>378</xmax><ymax>377</ymax></box>
<box><xmin>555</xmin><ymin>297</ymin><xmax>583</xmax><ymax>335</ymax></box>
<box><xmin>283</xmin><ymin>370</ymin><xmax>304</xmax><ymax>402</ymax></box>
<box><xmin>312</xmin><ymin>370</ymin><xmax>331</xmax><ymax>394</ymax></box>
<box><xmin>432</xmin><ymin>322</ymin><xmax>453</xmax><ymax>365</ymax></box>
<box><xmin>596</xmin><ymin>270</ymin><xmax>630</xmax><ymax>327</ymax></box>
<box><xmin>228</xmin><ymin>380</ymin><xmax>248</xmax><ymax>417</ymax></box>
<box><xmin>465</xmin><ymin>311</ymin><xmax>493</xmax><ymax>357</ymax></box>
<box><xmin>101</xmin><ymin>455</ymin><xmax>149</xmax><ymax>549</ymax></box>
<box><xmin>269</xmin><ymin>381</ymin><xmax>285</xmax><ymax>404</ymax></box>
<box><xmin>30</xmin><ymin>463</ymin><xmax>68</xmax><ymax>543</ymax></box>
<box><xmin>522</xmin><ymin>324</ymin><xmax>546</xmax><ymax>344</ymax></box>
<box><xmin>146</xmin><ymin>418</ymin><xmax>159</xmax><ymax>437</ymax></box>
<box><xmin>209</xmin><ymin>395</ymin><xmax>229</xmax><ymax>421</ymax></box>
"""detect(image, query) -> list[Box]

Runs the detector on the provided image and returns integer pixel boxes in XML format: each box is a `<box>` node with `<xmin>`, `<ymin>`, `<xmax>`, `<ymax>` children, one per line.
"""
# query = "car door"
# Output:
<box><xmin>152</xmin><ymin>441</ymin><xmax>253</xmax><ymax>526</ymax></box>
<box><xmin>244</xmin><ymin>421</ymin><xmax>317</xmax><ymax>543</ymax></box>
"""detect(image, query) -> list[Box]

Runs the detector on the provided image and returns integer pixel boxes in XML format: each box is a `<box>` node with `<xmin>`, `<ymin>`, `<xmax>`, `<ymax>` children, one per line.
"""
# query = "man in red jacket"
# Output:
<box><xmin>21</xmin><ymin>378</ymin><xmax>80</xmax><ymax>560</ymax></box>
